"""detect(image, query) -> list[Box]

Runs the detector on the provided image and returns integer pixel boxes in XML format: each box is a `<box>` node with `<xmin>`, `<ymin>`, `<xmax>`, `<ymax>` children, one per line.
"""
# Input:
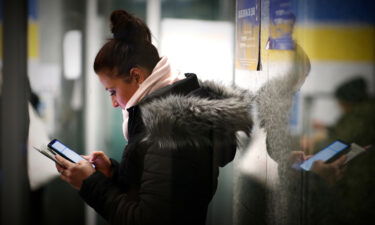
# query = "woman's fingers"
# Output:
<box><xmin>84</xmin><ymin>151</ymin><xmax>105</xmax><ymax>162</ymax></box>
<box><xmin>333</xmin><ymin>154</ymin><xmax>347</xmax><ymax>167</ymax></box>
<box><xmin>55</xmin><ymin>163</ymin><xmax>65</xmax><ymax>173</ymax></box>
<box><xmin>56</xmin><ymin>159</ymin><xmax>95</xmax><ymax>189</ymax></box>
<box><xmin>82</xmin><ymin>155</ymin><xmax>90</xmax><ymax>160</ymax></box>
<box><xmin>55</xmin><ymin>154</ymin><xmax>75</xmax><ymax>169</ymax></box>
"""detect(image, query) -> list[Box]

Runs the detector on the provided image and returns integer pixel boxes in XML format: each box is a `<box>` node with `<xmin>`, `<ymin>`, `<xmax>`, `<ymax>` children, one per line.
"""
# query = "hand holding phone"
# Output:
<box><xmin>34</xmin><ymin>139</ymin><xmax>97</xmax><ymax>190</ymax></box>
<box><xmin>299</xmin><ymin>140</ymin><xmax>350</xmax><ymax>171</ymax></box>
<box><xmin>86</xmin><ymin>151</ymin><xmax>112</xmax><ymax>177</ymax></box>
<box><xmin>310</xmin><ymin>154</ymin><xmax>347</xmax><ymax>185</ymax></box>
<box><xmin>48</xmin><ymin>139</ymin><xmax>95</xmax><ymax>168</ymax></box>
<box><xmin>54</xmin><ymin>153</ymin><xmax>96</xmax><ymax>190</ymax></box>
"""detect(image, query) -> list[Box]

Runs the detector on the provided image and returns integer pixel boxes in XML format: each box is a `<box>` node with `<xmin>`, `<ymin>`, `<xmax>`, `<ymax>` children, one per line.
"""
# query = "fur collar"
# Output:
<box><xmin>140</xmin><ymin>80</ymin><xmax>254</xmax><ymax>150</ymax></box>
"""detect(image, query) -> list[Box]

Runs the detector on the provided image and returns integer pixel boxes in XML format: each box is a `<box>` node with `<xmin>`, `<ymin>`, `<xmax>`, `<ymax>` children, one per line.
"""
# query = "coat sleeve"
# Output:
<box><xmin>78</xmin><ymin>144</ymin><xmax>175</xmax><ymax>225</ymax></box>
<box><xmin>79</xmin><ymin>143</ymin><xmax>212</xmax><ymax>225</ymax></box>
<box><xmin>79</xmin><ymin>171</ymin><xmax>144</xmax><ymax>225</ymax></box>
<box><xmin>109</xmin><ymin>158</ymin><xmax>120</xmax><ymax>179</ymax></box>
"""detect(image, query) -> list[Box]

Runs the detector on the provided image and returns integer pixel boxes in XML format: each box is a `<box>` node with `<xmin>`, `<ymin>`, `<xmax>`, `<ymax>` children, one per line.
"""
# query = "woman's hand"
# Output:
<box><xmin>289</xmin><ymin>151</ymin><xmax>307</xmax><ymax>164</ymax></box>
<box><xmin>84</xmin><ymin>151</ymin><xmax>112</xmax><ymax>177</ymax></box>
<box><xmin>55</xmin><ymin>154</ymin><xmax>95</xmax><ymax>190</ymax></box>
<box><xmin>311</xmin><ymin>154</ymin><xmax>347</xmax><ymax>186</ymax></box>
<box><xmin>288</xmin><ymin>150</ymin><xmax>312</xmax><ymax>166</ymax></box>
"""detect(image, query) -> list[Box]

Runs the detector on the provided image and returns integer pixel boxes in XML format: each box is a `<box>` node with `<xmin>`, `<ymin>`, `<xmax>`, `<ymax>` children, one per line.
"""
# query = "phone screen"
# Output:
<box><xmin>49</xmin><ymin>139</ymin><xmax>86</xmax><ymax>164</ymax></box>
<box><xmin>300</xmin><ymin>140</ymin><xmax>349</xmax><ymax>171</ymax></box>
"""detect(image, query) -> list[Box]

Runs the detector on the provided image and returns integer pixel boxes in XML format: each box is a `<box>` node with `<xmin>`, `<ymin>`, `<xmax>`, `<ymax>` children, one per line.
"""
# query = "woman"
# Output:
<box><xmin>55</xmin><ymin>9</ymin><xmax>254</xmax><ymax>225</ymax></box>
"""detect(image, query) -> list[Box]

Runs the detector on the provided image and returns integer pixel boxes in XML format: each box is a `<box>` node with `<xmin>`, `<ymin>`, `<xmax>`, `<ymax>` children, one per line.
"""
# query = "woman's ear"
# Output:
<box><xmin>129</xmin><ymin>67</ymin><xmax>147</xmax><ymax>84</ymax></box>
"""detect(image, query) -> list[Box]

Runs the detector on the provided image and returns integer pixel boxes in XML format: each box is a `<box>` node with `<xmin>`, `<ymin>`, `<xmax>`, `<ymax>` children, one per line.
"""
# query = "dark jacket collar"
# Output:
<box><xmin>127</xmin><ymin>73</ymin><xmax>200</xmax><ymax>114</ymax></box>
<box><xmin>126</xmin><ymin>73</ymin><xmax>200</xmax><ymax>141</ymax></box>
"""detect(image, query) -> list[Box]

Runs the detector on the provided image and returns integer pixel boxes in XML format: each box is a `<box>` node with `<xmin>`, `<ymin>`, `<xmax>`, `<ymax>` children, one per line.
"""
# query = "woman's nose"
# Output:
<box><xmin>111</xmin><ymin>96</ymin><xmax>119</xmax><ymax>108</ymax></box>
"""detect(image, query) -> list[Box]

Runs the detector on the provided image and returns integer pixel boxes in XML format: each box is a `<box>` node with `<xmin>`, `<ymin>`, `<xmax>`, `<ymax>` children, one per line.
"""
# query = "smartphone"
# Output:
<box><xmin>300</xmin><ymin>140</ymin><xmax>350</xmax><ymax>171</ymax></box>
<box><xmin>48</xmin><ymin>139</ymin><xmax>87</xmax><ymax>164</ymax></box>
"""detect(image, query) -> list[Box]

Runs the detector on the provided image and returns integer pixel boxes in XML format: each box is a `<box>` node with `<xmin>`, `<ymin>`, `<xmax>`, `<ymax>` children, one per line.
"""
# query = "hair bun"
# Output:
<box><xmin>110</xmin><ymin>10</ymin><xmax>151</xmax><ymax>44</ymax></box>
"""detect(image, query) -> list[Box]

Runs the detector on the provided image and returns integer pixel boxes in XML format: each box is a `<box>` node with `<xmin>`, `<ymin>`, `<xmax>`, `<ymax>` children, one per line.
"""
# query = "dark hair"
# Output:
<box><xmin>334</xmin><ymin>77</ymin><xmax>368</xmax><ymax>103</ymax></box>
<box><xmin>94</xmin><ymin>10</ymin><xmax>160</xmax><ymax>79</ymax></box>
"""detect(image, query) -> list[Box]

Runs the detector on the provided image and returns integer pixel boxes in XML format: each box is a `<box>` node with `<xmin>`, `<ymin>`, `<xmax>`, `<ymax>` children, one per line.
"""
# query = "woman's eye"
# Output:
<box><xmin>109</xmin><ymin>90</ymin><xmax>116</xmax><ymax>96</ymax></box>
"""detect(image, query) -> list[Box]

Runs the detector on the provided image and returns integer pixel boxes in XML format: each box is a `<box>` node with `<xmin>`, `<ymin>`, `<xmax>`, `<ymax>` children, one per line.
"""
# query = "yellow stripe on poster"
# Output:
<box><xmin>293</xmin><ymin>25</ymin><xmax>375</xmax><ymax>62</ymax></box>
<box><xmin>260</xmin><ymin>25</ymin><xmax>375</xmax><ymax>63</ymax></box>
<box><xmin>28</xmin><ymin>22</ymin><xmax>39</xmax><ymax>59</ymax></box>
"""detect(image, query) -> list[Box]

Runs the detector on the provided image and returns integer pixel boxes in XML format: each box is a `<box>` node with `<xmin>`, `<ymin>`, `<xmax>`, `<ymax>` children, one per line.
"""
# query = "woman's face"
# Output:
<box><xmin>98</xmin><ymin>72</ymin><xmax>139</xmax><ymax>109</ymax></box>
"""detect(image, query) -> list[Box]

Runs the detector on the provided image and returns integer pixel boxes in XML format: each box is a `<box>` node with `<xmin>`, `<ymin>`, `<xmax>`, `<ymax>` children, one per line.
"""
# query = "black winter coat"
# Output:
<box><xmin>79</xmin><ymin>74</ymin><xmax>254</xmax><ymax>225</ymax></box>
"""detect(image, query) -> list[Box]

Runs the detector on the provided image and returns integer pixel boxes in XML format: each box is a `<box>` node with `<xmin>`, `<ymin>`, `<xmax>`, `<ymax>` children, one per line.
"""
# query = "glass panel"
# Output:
<box><xmin>234</xmin><ymin>0</ymin><xmax>375</xmax><ymax>225</ymax></box>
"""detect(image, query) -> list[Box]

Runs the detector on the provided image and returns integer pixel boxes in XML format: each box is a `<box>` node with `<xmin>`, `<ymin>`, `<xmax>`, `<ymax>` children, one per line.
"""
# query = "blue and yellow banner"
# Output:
<box><xmin>264</xmin><ymin>0</ymin><xmax>375</xmax><ymax>62</ymax></box>
<box><xmin>28</xmin><ymin>0</ymin><xmax>39</xmax><ymax>59</ymax></box>
<box><xmin>269</xmin><ymin>0</ymin><xmax>295</xmax><ymax>50</ymax></box>
<box><xmin>292</xmin><ymin>0</ymin><xmax>374</xmax><ymax>62</ymax></box>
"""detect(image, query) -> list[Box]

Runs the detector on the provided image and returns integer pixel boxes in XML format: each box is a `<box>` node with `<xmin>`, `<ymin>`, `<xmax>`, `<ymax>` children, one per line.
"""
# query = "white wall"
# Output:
<box><xmin>300</xmin><ymin>61</ymin><xmax>374</xmax><ymax>125</ymax></box>
<box><xmin>160</xmin><ymin>18</ymin><xmax>234</xmax><ymax>84</ymax></box>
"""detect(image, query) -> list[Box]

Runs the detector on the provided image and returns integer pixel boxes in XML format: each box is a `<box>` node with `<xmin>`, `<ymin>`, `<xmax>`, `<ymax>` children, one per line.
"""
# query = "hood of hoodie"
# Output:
<box><xmin>139</xmin><ymin>77</ymin><xmax>254</xmax><ymax>166</ymax></box>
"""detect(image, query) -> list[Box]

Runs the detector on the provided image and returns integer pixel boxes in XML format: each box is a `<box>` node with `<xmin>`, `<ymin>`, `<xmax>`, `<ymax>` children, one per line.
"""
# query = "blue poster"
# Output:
<box><xmin>236</xmin><ymin>0</ymin><xmax>260</xmax><ymax>70</ymax></box>
<box><xmin>269</xmin><ymin>0</ymin><xmax>295</xmax><ymax>50</ymax></box>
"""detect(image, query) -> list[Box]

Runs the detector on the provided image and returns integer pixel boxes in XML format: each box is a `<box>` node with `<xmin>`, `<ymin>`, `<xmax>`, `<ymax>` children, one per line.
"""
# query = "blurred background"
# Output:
<box><xmin>0</xmin><ymin>0</ymin><xmax>374</xmax><ymax>225</ymax></box>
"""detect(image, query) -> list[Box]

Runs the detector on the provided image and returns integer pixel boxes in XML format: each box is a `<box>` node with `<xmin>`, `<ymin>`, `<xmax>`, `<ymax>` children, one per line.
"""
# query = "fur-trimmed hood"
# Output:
<box><xmin>140</xmin><ymin>79</ymin><xmax>254</xmax><ymax>150</ymax></box>
<box><xmin>139</xmin><ymin>77</ymin><xmax>255</xmax><ymax>167</ymax></box>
